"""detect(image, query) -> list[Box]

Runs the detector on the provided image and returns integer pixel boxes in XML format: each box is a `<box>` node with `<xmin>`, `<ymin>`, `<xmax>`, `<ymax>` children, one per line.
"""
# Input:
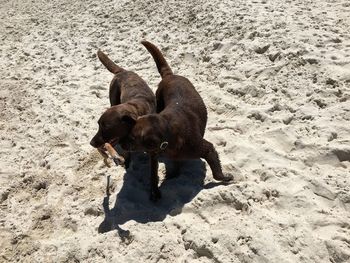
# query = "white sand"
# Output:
<box><xmin>1</xmin><ymin>0</ymin><xmax>350</xmax><ymax>262</ymax></box>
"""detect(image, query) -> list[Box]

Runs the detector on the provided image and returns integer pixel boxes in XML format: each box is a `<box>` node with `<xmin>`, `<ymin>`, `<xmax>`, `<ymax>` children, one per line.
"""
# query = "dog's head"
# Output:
<box><xmin>90</xmin><ymin>105</ymin><xmax>137</xmax><ymax>148</ymax></box>
<box><xmin>120</xmin><ymin>114</ymin><xmax>169</xmax><ymax>153</ymax></box>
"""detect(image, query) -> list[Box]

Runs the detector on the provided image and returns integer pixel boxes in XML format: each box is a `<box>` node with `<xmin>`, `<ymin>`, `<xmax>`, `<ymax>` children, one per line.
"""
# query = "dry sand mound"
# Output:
<box><xmin>1</xmin><ymin>0</ymin><xmax>350</xmax><ymax>262</ymax></box>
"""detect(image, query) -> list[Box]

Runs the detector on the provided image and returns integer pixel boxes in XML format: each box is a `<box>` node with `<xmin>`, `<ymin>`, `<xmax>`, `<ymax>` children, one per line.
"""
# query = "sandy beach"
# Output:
<box><xmin>1</xmin><ymin>0</ymin><xmax>350</xmax><ymax>262</ymax></box>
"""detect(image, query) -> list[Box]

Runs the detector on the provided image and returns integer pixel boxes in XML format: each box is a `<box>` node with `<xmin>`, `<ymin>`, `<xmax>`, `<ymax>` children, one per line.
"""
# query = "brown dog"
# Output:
<box><xmin>121</xmin><ymin>41</ymin><xmax>233</xmax><ymax>201</ymax></box>
<box><xmin>90</xmin><ymin>49</ymin><xmax>156</xmax><ymax>168</ymax></box>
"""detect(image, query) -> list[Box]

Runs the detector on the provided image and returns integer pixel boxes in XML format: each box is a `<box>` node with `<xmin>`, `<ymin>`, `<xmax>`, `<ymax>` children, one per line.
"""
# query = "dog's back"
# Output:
<box><xmin>141</xmin><ymin>41</ymin><xmax>207</xmax><ymax>135</ymax></box>
<box><xmin>158</xmin><ymin>75</ymin><xmax>207</xmax><ymax>136</ymax></box>
<box><xmin>110</xmin><ymin>71</ymin><xmax>156</xmax><ymax>114</ymax></box>
<box><xmin>97</xmin><ymin>50</ymin><xmax>156</xmax><ymax>113</ymax></box>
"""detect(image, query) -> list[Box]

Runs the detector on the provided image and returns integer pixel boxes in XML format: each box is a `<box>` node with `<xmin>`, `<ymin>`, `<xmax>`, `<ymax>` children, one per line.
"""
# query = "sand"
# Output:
<box><xmin>1</xmin><ymin>0</ymin><xmax>350</xmax><ymax>262</ymax></box>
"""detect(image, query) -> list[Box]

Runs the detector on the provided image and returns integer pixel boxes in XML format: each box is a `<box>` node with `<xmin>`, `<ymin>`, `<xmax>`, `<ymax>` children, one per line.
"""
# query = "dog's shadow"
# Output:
<box><xmin>98</xmin><ymin>152</ymin><xmax>224</xmax><ymax>235</ymax></box>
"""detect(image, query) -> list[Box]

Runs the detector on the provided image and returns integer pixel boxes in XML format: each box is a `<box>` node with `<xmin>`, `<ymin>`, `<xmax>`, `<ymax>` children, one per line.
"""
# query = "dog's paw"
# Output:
<box><xmin>149</xmin><ymin>188</ymin><xmax>162</xmax><ymax>202</ymax></box>
<box><xmin>214</xmin><ymin>173</ymin><xmax>234</xmax><ymax>183</ymax></box>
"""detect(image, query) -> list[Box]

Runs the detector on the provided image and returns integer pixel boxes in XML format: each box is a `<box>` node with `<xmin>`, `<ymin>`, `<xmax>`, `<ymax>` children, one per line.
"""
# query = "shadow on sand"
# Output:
<box><xmin>98</xmin><ymin>153</ymin><xmax>228</xmax><ymax>236</ymax></box>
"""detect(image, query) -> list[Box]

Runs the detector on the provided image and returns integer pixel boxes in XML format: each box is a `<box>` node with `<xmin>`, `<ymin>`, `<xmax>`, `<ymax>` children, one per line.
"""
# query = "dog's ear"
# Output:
<box><xmin>121</xmin><ymin>114</ymin><xmax>137</xmax><ymax>126</ymax></box>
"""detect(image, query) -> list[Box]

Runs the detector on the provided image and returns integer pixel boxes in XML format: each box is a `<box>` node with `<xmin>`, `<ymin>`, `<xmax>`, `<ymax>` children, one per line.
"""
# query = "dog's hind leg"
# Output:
<box><xmin>200</xmin><ymin>139</ymin><xmax>233</xmax><ymax>182</ymax></box>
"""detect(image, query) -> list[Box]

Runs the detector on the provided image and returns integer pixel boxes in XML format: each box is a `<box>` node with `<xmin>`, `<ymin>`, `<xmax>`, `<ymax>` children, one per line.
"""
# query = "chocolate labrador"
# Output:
<box><xmin>90</xmin><ymin>49</ymin><xmax>156</xmax><ymax>168</ymax></box>
<box><xmin>121</xmin><ymin>41</ymin><xmax>233</xmax><ymax>201</ymax></box>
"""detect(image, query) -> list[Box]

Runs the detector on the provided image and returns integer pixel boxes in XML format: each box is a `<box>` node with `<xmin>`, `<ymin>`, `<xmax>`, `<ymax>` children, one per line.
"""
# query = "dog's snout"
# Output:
<box><xmin>90</xmin><ymin>134</ymin><xmax>102</xmax><ymax>148</ymax></box>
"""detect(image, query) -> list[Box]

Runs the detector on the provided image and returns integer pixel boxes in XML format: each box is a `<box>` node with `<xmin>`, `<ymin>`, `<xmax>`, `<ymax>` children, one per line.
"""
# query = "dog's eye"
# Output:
<box><xmin>101</xmin><ymin>123</ymin><xmax>114</xmax><ymax>133</ymax></box>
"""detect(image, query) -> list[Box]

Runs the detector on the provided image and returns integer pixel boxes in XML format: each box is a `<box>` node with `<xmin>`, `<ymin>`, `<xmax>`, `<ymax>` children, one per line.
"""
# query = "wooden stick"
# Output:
<box><xmin>104</xmin><ymin>143</ymin><xmax>125</xmax><ymax>166</ymax></box>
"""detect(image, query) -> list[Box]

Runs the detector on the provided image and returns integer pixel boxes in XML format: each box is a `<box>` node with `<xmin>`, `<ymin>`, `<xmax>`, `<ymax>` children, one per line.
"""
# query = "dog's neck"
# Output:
<box><xmin>158</xmin><ymin>113</ymin><xmax>174</xmax><ymax>142</ymax></box>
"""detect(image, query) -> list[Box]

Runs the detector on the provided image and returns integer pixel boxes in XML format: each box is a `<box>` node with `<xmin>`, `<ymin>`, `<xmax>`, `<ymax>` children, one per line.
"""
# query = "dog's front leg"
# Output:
<box><xmin>149</xmin><ymin>152</ymin><xmax>161</xmax><ymax>202</ymax></box>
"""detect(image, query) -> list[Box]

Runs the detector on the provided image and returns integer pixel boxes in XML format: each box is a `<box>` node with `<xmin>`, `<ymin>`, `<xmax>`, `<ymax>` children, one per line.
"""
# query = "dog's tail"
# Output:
<box><xmin>141</xmin><ymin>41</ymin><xmax>173</xmax><ymax>78</ymax></box>
<box><xmin>97</xmin><ymin>50</ymin><xmax>124</xmax><ymax>74</ymax></box>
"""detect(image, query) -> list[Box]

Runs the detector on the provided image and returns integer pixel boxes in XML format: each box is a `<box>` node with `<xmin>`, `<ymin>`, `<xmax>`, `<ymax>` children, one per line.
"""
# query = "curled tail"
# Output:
<box><xmin>141</xmin><ymin>41</ymin><xmax>173</xmax><ymax>78</ymax></box>
<box><xmin>97</xmin><ymin>50</ymin><xmax>124</xmax><ymax>74</ymax></box>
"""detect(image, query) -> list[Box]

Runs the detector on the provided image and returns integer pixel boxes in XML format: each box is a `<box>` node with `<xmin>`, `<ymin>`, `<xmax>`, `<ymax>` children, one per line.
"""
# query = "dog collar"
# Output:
<box><xmin>160</xmin><ymin>141</ymin><xmax>168</xmax><ymax>150</ymax></box>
